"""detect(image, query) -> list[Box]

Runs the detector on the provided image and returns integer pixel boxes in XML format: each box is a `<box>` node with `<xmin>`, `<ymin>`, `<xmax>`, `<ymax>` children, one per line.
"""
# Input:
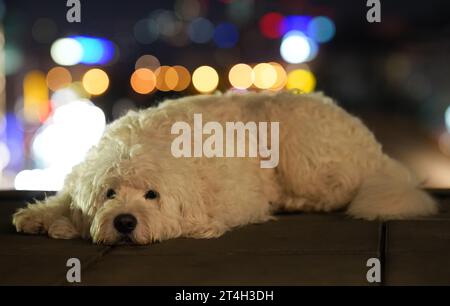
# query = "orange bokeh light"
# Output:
<box><xmin>172</xmin><ymin>65</ymin><xmax>191</xmax><ymax>91</ymax></box>
<box><xmin>130</xmin><ymin>68</ymin><xmax>156</xmax><ymax>94</ymax></box>
<box><xmin>46</xmin><ymin>67</ymin><xmax>72</xmax><ymax>91</ymax></box>
<box><xmin>155</xmin><ymin>66</ymin><xmax>179</xmax><ymax>91</ymax></box>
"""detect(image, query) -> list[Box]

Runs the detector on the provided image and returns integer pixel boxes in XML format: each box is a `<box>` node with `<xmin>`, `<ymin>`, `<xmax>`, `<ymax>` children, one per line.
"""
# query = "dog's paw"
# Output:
<box><xmin>48</xmin><ymin>217</ymin><xmax>79</xmax><ymax>239</ymax></box>
<box><xmin>12</xmin><ymin>208</ymin><xmax>46</xmax><ymax>234</ymax></box>
<box><xmin>188</xmin><ymin>223</ymin><xmax>227</xmax><ymax>239</ymax></box>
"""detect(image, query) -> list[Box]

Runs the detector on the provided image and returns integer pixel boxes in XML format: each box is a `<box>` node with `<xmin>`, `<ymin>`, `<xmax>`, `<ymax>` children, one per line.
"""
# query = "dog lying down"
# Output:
<box><xmin>12</xmin><ymin>91</ymin><xmax>438</xmax><ymax>244</ymax></box>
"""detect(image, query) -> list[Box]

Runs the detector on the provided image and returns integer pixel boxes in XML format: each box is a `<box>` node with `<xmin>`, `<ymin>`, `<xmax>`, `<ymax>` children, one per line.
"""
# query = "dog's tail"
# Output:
<box><xmin>346</xmin><ymin>157</ymin><xmax>438</xmax><ymax>220</ymax></box>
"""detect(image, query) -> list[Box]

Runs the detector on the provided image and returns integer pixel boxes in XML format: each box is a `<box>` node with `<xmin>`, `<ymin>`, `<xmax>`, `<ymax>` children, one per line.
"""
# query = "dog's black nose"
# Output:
<box><xmin>113</xmin><ymin>214</ymin><xmax>137</xmax><ymax>234</ymax></box>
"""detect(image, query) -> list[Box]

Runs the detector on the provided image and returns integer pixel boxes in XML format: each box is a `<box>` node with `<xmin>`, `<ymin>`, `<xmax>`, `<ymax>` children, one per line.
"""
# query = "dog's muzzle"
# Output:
<box><xmin>113</xmin><ymin>214</ymin><xmax>137</xmax><ymax>234</ymax></box>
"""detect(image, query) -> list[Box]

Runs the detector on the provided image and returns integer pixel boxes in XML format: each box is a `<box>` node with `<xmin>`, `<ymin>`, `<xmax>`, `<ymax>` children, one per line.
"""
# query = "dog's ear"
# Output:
<box><xmin>67</xmin><ymin>151</ymin><xmax>105</xmax><ymax>216</ymax></box>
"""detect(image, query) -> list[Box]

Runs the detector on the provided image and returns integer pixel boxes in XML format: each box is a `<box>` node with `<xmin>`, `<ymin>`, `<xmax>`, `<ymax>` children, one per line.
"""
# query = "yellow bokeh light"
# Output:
<box><xmin>172</xmin><ymin>66</ymin><xmax>191</xmax><ymax>91</ymax></box>
<box><xmin>131</xmin><ymin>68</ymin><xmax>156</xmax><ymax>94</ymax></box>
<box><xmin>192</xmin><ymin>66</ymin><xmax>219</xmax><ymax>93</ymax></box>
<box><xmin>269</xmin><ymin>62</ymin><xmax>287</xmax><ymax>91</ymax></box>
<box><xmin>46</xmin><ymin>67</ymin><xmax>72</xmax><ymax>92</ymax></box>
<box><xmin>82</xmin><ymin>68</ymin><xmax>109</xmax><ymax>95</ymax></box>
<box><xmin>228</xmin><ymin>63</ymin><xmax>253</xmax><ymax>90</ymax></box>
<box><xmin>24</xmin><ymin>70</ymin><xmax>49</xmax><ymax>122</ymax></box>
<box><xmin>253</xmin><ymin>63</ymin><xmax>277</xmax><ymax>89</ymax></box>
<box><xmin>286</xmin><ymin>69</ymin><xmax>316</xmax><ymax>93</ymax></box>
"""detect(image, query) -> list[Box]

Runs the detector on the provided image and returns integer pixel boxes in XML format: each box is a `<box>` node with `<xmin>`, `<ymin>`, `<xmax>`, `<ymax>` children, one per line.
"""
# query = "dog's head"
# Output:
<box><xmin>70</xmin><ymin>135</ymin><xmax>205</xmax><ymax>245</ymax></box>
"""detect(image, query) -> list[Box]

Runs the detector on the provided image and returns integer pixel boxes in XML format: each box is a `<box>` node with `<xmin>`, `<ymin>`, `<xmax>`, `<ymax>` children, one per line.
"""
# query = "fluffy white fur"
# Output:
<box><xmin>12</xmin><ymin>91</ymin><xmax>438</xmax><ymax>244</ymax></box>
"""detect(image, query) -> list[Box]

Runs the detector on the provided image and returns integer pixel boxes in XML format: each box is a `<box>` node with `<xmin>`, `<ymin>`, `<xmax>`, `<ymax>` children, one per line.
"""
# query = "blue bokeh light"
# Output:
<box><xmin>5</xmin><ymin>113</ymin><xmax>23</xmax><ymax>170</ymax></box>
<box><xmin>281</xmin><ymin>16</ymin><xmax>312</xmax><ymax>35</ymax></box>
<box><xmin>307</xmin><ymin>16</ymin><xmax>336</xmax><ymax>43</ymax></box>
<box><xmin>72</xmin><ymin>36</ymin><xmax>115</xmax><ymax>65</ymax></box>
<box><xmin>213</xmin><ymin>22</ymin><xmax>239</xmax><ymax>48</ymax></box>
<box><xmin>188</xmin><ymin>17</ymin><xmax>214</xmax><ymax>44</ymax></box>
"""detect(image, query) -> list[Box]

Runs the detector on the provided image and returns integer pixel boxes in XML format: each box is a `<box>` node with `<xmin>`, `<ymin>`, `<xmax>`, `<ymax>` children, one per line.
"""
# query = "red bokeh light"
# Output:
<box><xmin>259</xmin><ymin>12</ymin><xmax>285</xmax><ymax>39</ymax></box>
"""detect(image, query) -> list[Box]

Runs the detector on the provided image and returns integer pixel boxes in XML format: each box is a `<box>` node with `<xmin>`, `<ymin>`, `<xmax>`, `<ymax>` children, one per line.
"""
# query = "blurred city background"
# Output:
<box><xmin>0</xmin><ymin>0</ymin><xmax>449</xmax><ymax>190</ymax></box>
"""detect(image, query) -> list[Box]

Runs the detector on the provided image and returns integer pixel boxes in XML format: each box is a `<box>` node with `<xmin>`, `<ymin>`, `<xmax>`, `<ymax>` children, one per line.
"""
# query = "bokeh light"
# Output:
<box><xmin>229</xmin><ymin>63</ymin><xmax>254</xmax><ymax>89</ymax></box>
<box><xmin>175</xmin><ymin>0</ymin><xmax>201</xmax><ymax>21</ymax></box>
<box><xmin>0</xmin><ymin>115</ymin><xmax>6</xmax><ymax>136</ymax></box>
<box><xmin>32</xmin><ymin>18</ymin><xmax>57</xmax><ymax>44</ymax></box>
<box><xmin>269</xmin><ymin>62</ymin><xmax>287</xmax><ymax>91</ymax></box>
<box><xmin>72</xmin><ymin>36</ymin><xmax>115</xmax><ymax>65</ymax></box>
<box><xmin>151</xmin><ymin>9</ymin><xmax>182</xmax><ymax>38</ymax></box>
<box><xmin>23</xmin><ymin>70</ymin><xmax>50</xmax><ymax>123</ymax></box>
<box><xmin>135</xmin><ymin>54</ymin><xmax>160</xmax><ymax>71</ymax></box>
<box><xmin>445</xmin><ymin>105</ymin><xmax>450</xmax><ymax>132</ymax></box>
<box><xmin>281</xmin><ymin>15</ymin><xmax>312</xmax><ymax>35</ymax></box>
<box><xmin>188</xmin><ymin>17</ymin><xmax>214</xmax><ymax>43</ymax></box>
<box><xmin>192</xmin><ymin>66</ymin><xmax>219</xmax><ymax>93</ymax></box>
<box><xmin>253</xmin><ymin>63</ymin><xmax>277</xmax><ymax>89</ymax></box>
<box><xmin>214</xmin><ymin>22</ymin><xmax>239</xmax><ymax>48</ymax></box>
<box><xmin>280</xmin><ymin>31</ymin><xmax>317</xmax><ymax>64</ymax></box>
<box><xmin>259</xmin><ymin>12</ymin><xmax>285</xmax><ymax>39</ymax></box>
<box><xmin>5</xmin><ymin>45</ymin><xmax>24</xmax><ymax>75</ymax></box>
<box><xmin>130</xmin><ymin>68</ymin><xmax>156</xmax><ymax>94</ymax></box>
<box><xmin>286</xmin><ymin>69</ymin><xmax>316</xmax><ymax>93</ymax></box>
<box><xmin>69</xmin><ymin>81</ymin><xmax>91</xmax><ymax>100</ymax></box>
<box><xmin>226</xmin><ymin>0</ymin><xmax>254</xmax><ymax>25</ymax></box>
<box><xmin>134</xmin><ymin>18</ymin><xmax>159</xmax><ymax>44</ymax></box>
<box><xmin>307</xmin><ymin>16</ymin><xmax>336</xmax><ymax>43</ymax></box>
<box><xmin>16</xmin><ymin>100</ymin><xmax>105</xmax><ymax>191</ymax></box>
<box><xmin>46</xmin><ymin>67</ymin><xmax>72</xmax><ymax>92</ymax></box>
<box><xmin>50</xmin><ymin>38</ymin><xmax>83</xmax><ymax>66</ymax></box>
<box><xmin>155</xmin><ymin>66</ymin><xmax>179</xmax><ymax>91</ymax></box>
<box><xmin>0</xmin><ymin>141</ymin><xmax>10</xmax><ymax>171</ymax></box>
<box><xmin>82</xmin><ymin>68</ymin><xmax>109</xmax><ymax>95</ymax></box>
<box><xmin>172</xmin><ymin>66</ymin><xmax>191</xmax><ymax>91</ymax></box>
<box><xmin>50</xmin><ymin>87</ymin><xmax>79</xmax><ymax>109</ymax></box>
<box><xmin>4</xmin><ymin>114</ymin><xmax>23</xmax><ymax>170</ymax></box>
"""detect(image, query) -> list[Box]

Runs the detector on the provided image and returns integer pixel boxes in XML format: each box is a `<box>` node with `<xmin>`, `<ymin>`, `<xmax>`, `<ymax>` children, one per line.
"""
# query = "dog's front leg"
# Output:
<box><xmin>12</xmin><ymin>191</ymin><xmax>79</xmax><ymax>239</ymax></box>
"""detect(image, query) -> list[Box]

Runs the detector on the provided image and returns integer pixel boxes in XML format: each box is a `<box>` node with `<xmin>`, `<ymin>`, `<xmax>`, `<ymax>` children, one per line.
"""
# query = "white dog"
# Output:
<box><xmin>12</xmin><ymin>91</ymin><xmax>438</xmax><ymax>244</ymax></box>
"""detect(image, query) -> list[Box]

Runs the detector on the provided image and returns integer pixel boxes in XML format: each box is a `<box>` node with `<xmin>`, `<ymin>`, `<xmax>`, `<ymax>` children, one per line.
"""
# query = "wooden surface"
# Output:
<box><xmin>0</xmin><ymin>191</ymin><xmax>449</xmax><ymax>285</ymax></box>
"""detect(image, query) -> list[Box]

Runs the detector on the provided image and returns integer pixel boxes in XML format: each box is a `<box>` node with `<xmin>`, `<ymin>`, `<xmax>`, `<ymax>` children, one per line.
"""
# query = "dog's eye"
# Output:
<box><xmin>106</xmin><ymin>189</ymin><xmax>116</xmax><ymax>199</ymax></box>
<box><xmin>144</xmin><ymin>190</ymin><xmax>159</xmax><ymax>200</ymax></box>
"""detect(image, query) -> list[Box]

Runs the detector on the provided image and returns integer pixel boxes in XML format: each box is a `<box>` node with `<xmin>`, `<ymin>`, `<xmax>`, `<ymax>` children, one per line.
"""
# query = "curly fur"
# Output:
<box><xmin>12</xmin><ymin>91</ymin><xmax>438</xmax><ymax>244</ymax></box>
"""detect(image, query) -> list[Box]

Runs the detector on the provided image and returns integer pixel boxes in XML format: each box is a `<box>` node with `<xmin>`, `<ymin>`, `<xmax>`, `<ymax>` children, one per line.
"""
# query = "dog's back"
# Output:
<box><xmin>156</xmin><ymin>91</ymin><xmax>438</xmax><ymax>220</ymax></box>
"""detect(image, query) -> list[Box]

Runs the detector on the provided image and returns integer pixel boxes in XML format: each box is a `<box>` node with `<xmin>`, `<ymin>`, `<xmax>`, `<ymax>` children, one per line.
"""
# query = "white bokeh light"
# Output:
<box><xmin>446</xmin><ymin>105</ymin><xmax>450</xmax><ymax>132</ymax></box>
<box><xmin>50</xmin><ymin>38</ymin><xmax>83</xmax><ymax>66</ymax></box>
<box><xmin>15</xmin><ymin>100</ymin><xmax>106</xmax><ymax>191</ymax></box>
<box><xmin>280</xmin><ymin>31</ymin><xmax>317</xmax><ymax>64</ymax></box>
<box><xmin>50</xmin><ymin>87</ymin><xmax>79</xmax><ymax>109</ymax></box>
<box><xmin>15</xmin><ymin>169</ymin><xmax>66</xmax><ymax>191</ymax></box>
